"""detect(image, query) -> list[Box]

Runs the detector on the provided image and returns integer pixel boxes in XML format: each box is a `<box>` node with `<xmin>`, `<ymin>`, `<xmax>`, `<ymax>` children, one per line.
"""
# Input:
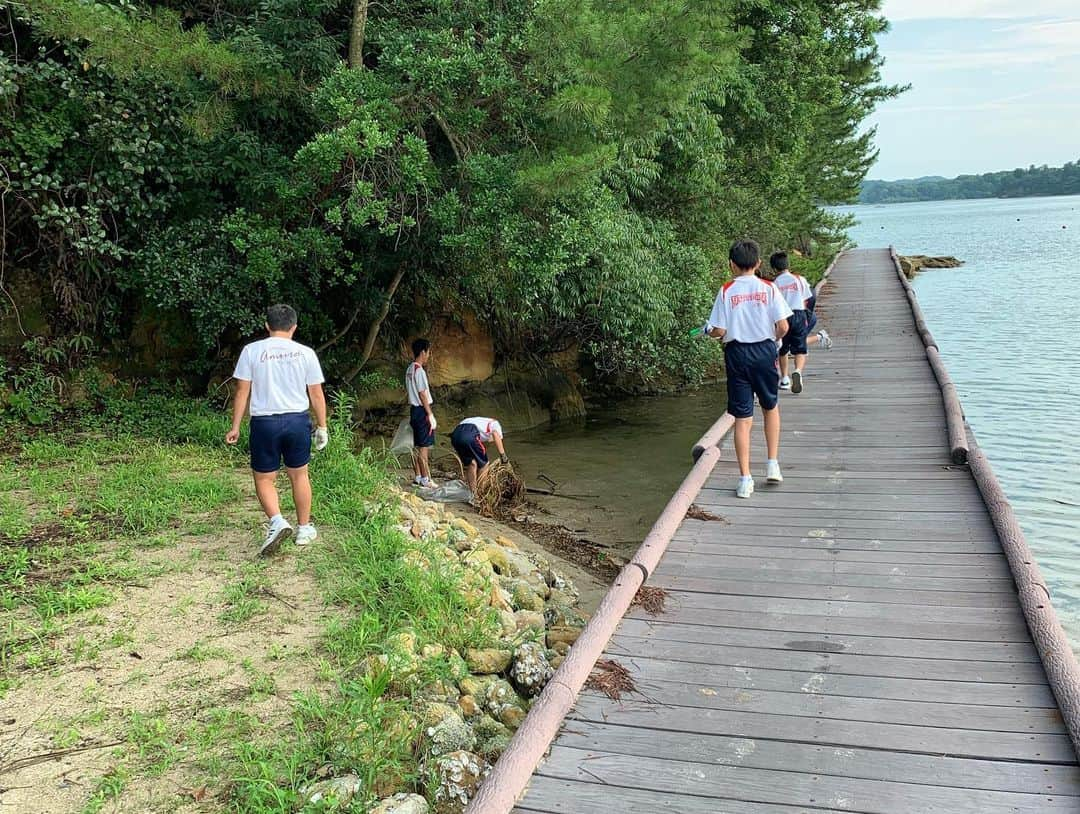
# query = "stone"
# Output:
<box><xmin>464</xmin><ymin>648</ymin><xmax>512</xmax><ymax>675</ymax></box>
<box><xmin>422</xmin><ymin>703</ymin><xmax>477</xmax><ymax>757</ymax></box>
<box><xmin>546</xmin><ymin>625</ymin><xmax>582</xmax><ymax>648</ymax></box>
<box><xmin>483</xmin><ymin>678</ymin><xmax>527</xmax><ymax>731</ymax></box>
<box><xmin>425</xmin><ymin>311</ymin><xmax>496</xmax><ymax>387</ymax></box>
<box><xmin>507</xmin><ymin>580</ymin><xmax>545</xmax><ymax>613</ymax></box>
<box><xmin>450</xmin><ymin>517</ymin><xmax>479</xmax><ymax>538</ymax></box>
<box><xmin>457</xmin><ymin>695</ymin><xmax>480</xmax><ymax>718</ymax></box>
<box><xmin>421</xmin><ymin>643</ymin><xmax>448</xmax><ymax>660</ymax></box>
<box><xmin>496</xmin><ymin>609</ymin><xmax>517</xmax><ymax>636</ymax></box>
<box><xmin>303</xmin><ymin>774</ymin><xmax>362</xmax><ymax>806</ymax></box>
<box><xmin>494</xmin><ymin>535</ymin><xmax>519</xmax><ymax>550</ymax></box>
<box><xmin>550</xmin><ymin>655</ymin><xmax>565</xmax><ymax>670</ymax></box>
<box><xmin>371</xmin><ymin>793</ymin><xmax>430</xmax><ymax>814</ymax></box>
<box><xmin>512</xmin><ymin>610</ymin><xmax>545</xmax><ymax>634</ymax></box>
<box><xmin>551</xmin><ymin>641</ymin><xmax>570</xmax><ymax>656</ymax></box>
<box><xmin>432</xmin><ymin>750</ymin><xmax>490</xmax><ymax>814</ymax></box>
<box><xmin>477</xmin><ymin>730</ymin><xmax>513</xmax><ymax>762</ymax></box>
<box><xmin>462</xmin><ymin>549</ymin><xmax>493</xmax><ymax>570</ymax></box>
<box><xmin>509</xmin><ymin>642</ymin><xmax>554</xmax><ymax>697</ymax></box>
<box><xmin>489</xmin><ymin>585</ymin><xmax>513</xmax><ymax>612</ymax></box>
<box><xmin>458</xmin><ymin>674</ymin><xmax>497</xmax><ymax>698</ymax></box>
<box><xmin>418</xmin><ymin>679</ymin><xmax>460</xmax><ymax>705</ymax></box>
<box><xmin>497</xmin><ymin>705</ymin><xmax>527</xmax><ymax>730</ymax></box>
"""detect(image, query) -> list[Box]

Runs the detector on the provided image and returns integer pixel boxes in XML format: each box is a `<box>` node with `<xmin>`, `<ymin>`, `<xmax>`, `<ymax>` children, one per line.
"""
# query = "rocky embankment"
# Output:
<box><xmin>305</xmin><ymin>492</ymin><xmax>588</xmax><ymax>814</ymax></box>
<box><xmin>898</xmin><ymin>254</ymin><xmax>964</xmax><ymax>279</ymax></box>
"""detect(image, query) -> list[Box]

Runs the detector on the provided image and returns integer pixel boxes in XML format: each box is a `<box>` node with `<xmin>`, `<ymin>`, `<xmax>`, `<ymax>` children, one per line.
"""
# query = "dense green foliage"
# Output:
<box><xmin>2</xmin><ymin>0</ymin><xmax>898</xmax><ymax>389</ymax></box>
<box><xmin>860</xmin><ymin>159</ymin><xmax>1080</xmax><ymax>204</ymax></box>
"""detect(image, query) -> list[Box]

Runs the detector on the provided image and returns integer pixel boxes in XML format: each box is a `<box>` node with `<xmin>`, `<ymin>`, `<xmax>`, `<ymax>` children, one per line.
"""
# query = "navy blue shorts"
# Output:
<box><xmin>779</xmin><ymin>310</ymin><xmax>809</xmax><ymax>356</ymax></box>
<box><xmin>410</xmin><ymin>405</ymin><xmax>435</xmax><ymax>448</ymax></box>
<box><xmin>249</xmin><ymin>411</ymin><xmax>311</xmax><ymax>473</ymax></box>
<box><xmin>807</xmin><ymin>311</ymin><xmax>818</xmax><ymax>333</ymax></box>
<box><xmin>451</xmin><ymin>424</ymin><xmax>488</xmax><ymax>469</ymax></box>
<box><xmin>724</xmin><ymin>340</ymin><xmax>780</xmax><ymax>419</ymax></box>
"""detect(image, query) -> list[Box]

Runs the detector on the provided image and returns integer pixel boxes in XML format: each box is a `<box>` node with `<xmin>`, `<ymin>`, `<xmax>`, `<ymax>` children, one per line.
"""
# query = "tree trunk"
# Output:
<box><xmin>343</xmin><ymin>263</ymin><xmax>408</xmax><ymax>383</ymax></box>
<box><xmin>348</xmin><ymin>0</ymin><xmax>368</xmax><ymax>68</ymax></box>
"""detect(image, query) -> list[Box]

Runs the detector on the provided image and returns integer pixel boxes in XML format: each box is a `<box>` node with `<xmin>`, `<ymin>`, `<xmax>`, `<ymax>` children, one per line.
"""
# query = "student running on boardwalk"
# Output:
<box><xmin>706</xmin><ymin>240</ymin><xmax>792</xmax><ymax>499</ymax></box>
<box><xmin>226</xmin><ymin>304</ymin><xmax>329</xmax><ymax>556</ymax></box>
<box><xmin>406</xmin><ymin>338</ymin><xmax>437</xmax><ymax>488</ymax></box>
<box><xmin>770</xmin><ymin>251</ymin><xmax>832</xmax><ymax>393</ymax></box>
<box><xmin>804</xmin><ymin>290</ymin><xmax>832</xmax><ymax>352</ymax></box>
<box><xmin>450</xmin><ymin>417</ymin><xmax>509</xmax><ymax>495</ymax></box>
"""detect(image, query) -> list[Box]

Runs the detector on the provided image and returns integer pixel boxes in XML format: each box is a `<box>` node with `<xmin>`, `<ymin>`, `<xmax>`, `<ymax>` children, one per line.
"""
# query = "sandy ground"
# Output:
<box><xmin>0</xmin><ymin>473</ymin><xmax>605</xmax><ymax>813</ymax></box>
<box><xmin>0</xmin><ymin>478</ymin><xmax>328</xmax><ymax>814</ymax></box>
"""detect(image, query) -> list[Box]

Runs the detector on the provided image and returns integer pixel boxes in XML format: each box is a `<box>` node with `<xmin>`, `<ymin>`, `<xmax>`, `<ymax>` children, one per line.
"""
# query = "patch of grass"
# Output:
<box><xmin>219</xmin><ymin>566</ymin><xmax>270</xmax><ymax>624</ymax></box>
<box><xmin>178</xmin><ymin>641</ymin><xmax>228</xmax><ymax>664</ymax></box>
<box><xmin>81</xmin><ymin>766</ymin><xmax>128</xmax><ymax>814</ymax></box>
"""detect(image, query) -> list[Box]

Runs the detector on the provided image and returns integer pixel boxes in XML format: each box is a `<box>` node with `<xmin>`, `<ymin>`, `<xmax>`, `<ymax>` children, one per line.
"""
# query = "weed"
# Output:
<box><xmin>81</xmin><ymin>766</ymin><xmax>127</xmax><ymax>814</ymax></box>
<box><xmin>219</xmin><ymin>566</ymin><xmax>269</xmax><ymax>624</ymax></box>
<box><xmin>178</xmin><ymin>641</ymin><xmax>228</xmax><ymax>663</ymax></box>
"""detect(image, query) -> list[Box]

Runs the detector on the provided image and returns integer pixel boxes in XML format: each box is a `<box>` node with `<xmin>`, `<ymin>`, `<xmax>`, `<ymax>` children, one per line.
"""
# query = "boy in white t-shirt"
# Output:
<box><xmin>705</xmin><ymin>240</ymin><xmax>792</xmax><ymax>499</ymax></box>
<box><xmin>226</xmin><ymin>304</ymin><xmax>328</xmax><ymax>556</ymax></box>
<box><xmin>770</xmin><ymin>251</ymin><xmax>814</xmax><ymax>394</ymax></box>
<box><xmin>450</xmin><ymin>417</ymin><xmax>508</xmax><ymax>494</ymax></box>
<box><xmin>405</xmin><ymin>338</ymin><xmax>437</xmax><ymax>488</ymax></box>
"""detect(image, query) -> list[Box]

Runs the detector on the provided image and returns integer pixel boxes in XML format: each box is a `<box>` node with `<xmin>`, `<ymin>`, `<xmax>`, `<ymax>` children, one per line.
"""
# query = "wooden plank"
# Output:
<box><xmin>517</xmin><ymin>778</ymin><xmax>833</xmax><ymax>814</ymax></box>
<box><xmin>567</xmin><ymin>695</ymin><xmax>1078</xmax><ymax>763</ymax></box>
<box><xmin>650</xmin><ymin>563</ymin><xmax>1017</xmax><ymax>592</ymax></box>
<box><xmin>580</xmin><ymin>681</ymin><xmax>1065</xmax><ymax>733</ymax></box>
<box><xmin>614</xmin><ymin>618</ymin><xmax>1041</xmax><ymax>662</ymax></box>
<box><xmin>549</xmin><ymin>721</ymin><xmax>1080</xmax><ymax>795</ymax></box>
<box><xmin>669</xmin><ymin>531</ymin><xmax>1003</xmax><ymax>553</ymax></box>
<box><xmin>624</xmin><ymin>605</ymin><xmax>1033</xmax><ymax>642</ymax></box>
<box><xmin>535</xmin><ymin>746</ymin><xmax>1080</xmax><ymax>813</ymax></box>
<box><xmin>653</xmin><ymin>576</ymin><xmax>1015</xmax><ymax>607</ymax></box>
<box><xmin>606</xmin><ymin>635</ymin><xmax>1050</xmax><ymax>684</ymax></box>
<box><xmin>600</xmin><ymin>653</ymin><xmax>1053</xmax><ymax>706</ymax></box>
<box><xmin>658</xmin><ymin>589</ymin><xmax>1027</xmax><ymax>625</ymax></box>
<box><xmin>674</xmin><ymin>521</ymin><xmax>997</xmax><ymax>542</ymax></box>
<box><xmin>661</xmin><ymin>544</ymin><xmax>1014</xmax><ymax>569</ymax></box>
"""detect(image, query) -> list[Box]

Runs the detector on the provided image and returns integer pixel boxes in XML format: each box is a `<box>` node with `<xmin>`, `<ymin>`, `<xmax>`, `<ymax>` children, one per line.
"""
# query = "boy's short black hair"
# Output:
<box><xmin>770</xmin><ymin>251</ymin><xmax>789</xmax><ymax>272</ymax></box>
<box><xmin>729</xmin><ymin>239</ymin><xmax>761</xmax><ymax>271</ymax></box>
<box><xmin>266</xmin><ymin>304</ymin><xmax>298</xmax><ymax>331</ymax></box>
<box><xmin>412</xmin><ymin>338</ymin><xmax>431</xmax><ymax>358</ymax></box>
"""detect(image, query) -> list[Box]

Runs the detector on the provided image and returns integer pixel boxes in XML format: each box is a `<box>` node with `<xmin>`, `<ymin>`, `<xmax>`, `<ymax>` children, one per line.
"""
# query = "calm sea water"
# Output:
<box><xmin>841</xmin><ymin>195</ymin><xmax>1080</xmax><ymax>642</ymax></box>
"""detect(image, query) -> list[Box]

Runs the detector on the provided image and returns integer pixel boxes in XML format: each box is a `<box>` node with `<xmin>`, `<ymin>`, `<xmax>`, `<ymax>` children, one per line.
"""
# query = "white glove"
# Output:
<box><xmin>428</xmin><ymin>414</ymin><xmax>437</xmax><ymax>431</ymax></box>
<box><xmin>314</xmin><ymin>427</ymin><xmax>329</xmax><ymax>451</ymax></box>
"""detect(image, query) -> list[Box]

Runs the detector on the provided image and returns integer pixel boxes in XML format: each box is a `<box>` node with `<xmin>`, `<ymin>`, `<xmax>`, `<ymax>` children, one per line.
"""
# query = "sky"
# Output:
<box><xmin>868</xmin><ymin>1</ymin><xmax>1080</xmax><ymax>180</ymax></box>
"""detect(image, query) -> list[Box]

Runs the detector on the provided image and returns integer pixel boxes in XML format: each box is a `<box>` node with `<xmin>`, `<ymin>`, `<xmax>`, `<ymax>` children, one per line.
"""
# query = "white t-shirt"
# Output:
<box><xmin>773</xmin><ymin>271</ymin><xmax>812</xmax><ymax>311</ymax></box>
<box><xmin>707</xmin><ymin>275</ymin><xmax>793</xmax><ymax>344</ymax></box>
<box><xmin>405</xmin><ymin>362</ymin><xmax>433</xmax><ymax>407</ymax></box>
<box><xmin>233</xmin><ymin>337</ymin><xmax>324</xmax><ymax>417</ymax></box>
<box><xmin>461</xmin><ymin>417</ymin><xmax>503</xmax><ymax>441</ymax></box>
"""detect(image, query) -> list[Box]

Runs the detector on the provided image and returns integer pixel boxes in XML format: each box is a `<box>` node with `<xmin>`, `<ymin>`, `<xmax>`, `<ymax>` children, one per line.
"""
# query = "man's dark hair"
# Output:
<box><xmin>729</xmin><ymin>239</ymin><xmax>761</xmax><ymax>271</ymax></box>
<box><xmin>412</xmin><ymin>338</ymin><xmax>431</xmax><ymax>358</ymax></box>
<box><xmin>266</xmin><ymin>304</ymin><xmax>298</xmax><ymax>331</ymax></box>
<box><xmin>769</xmin><ymin>251</ymin><xmax>789</xmax><ymax>272</ymax></box>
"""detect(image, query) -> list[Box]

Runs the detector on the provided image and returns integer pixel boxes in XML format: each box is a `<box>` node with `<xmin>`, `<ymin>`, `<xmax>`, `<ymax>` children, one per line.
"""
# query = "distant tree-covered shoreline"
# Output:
<box><xmin>860</xmin><ymin>160</ymin><xmax>1080</xmax><ymax>204</ymax></box>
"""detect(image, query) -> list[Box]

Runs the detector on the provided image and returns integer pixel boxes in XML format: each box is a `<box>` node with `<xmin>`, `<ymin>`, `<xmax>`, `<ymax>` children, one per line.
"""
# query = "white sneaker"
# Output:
<box><xmin>766</xmin><ymin>461</ymin><xmax>783</xmax><ymax>484</ymax></box>
<box><xmin>817</xmin><ymin>329</ymin><xmax>832</xmax><ymax>350</ymax></box>
<box><xmin>779</xmin><ymin>376</ymin><xmax>792</xmax><ymax>390</ymax></box>
<box><xmin>295</xmin><ymin>524</ymin><xmax>318</xmax><ymax>546</ymax></box>
<box><xmin>790</xmin><ymin>370</ymin><xmax>803</xmax><ymax>394</ymax></box>
<box><xmin>259</xmin><ymin>518</ymin><xmax>293</xmax><ymax>557</ymax></box>
<box><xmin>736</xmin><ymin>478</ymin><xmax>754</xmax><ymax>499</ymax></box>
<box><xmin>419</xmin><ymin>476</ymin><xmax>437</xmax><ymax>489</ymax></box>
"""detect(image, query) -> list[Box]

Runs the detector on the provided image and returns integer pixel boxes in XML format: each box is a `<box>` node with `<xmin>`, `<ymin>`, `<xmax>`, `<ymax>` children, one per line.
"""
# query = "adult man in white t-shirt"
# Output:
<box><xmin>226</xmin><ymin>304</ymin><xmax>328</xmax><ymax>556</ymax></box>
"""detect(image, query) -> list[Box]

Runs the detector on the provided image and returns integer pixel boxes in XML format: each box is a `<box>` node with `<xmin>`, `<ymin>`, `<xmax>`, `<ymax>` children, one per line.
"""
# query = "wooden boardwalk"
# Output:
<box><xmin>515</xmin><ymin>248</ymin><xmax>1080</xmax><ymax>813</ymax></box>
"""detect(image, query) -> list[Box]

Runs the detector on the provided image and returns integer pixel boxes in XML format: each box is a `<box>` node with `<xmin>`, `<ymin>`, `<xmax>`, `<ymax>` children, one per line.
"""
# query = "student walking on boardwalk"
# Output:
<box><xmin>770</xmin><ymin>251</ymin><xmax>832</xmax><ymax>393</ymax></box>
<box><xmin>706</xmin><ymin>240</ymin><xmax>793</xmax><ymax>498</ymax></box>
<box><xmin>450</xmin><ymin>416</ymin><xmax>509</xmax><ymax>495</ymax></box>
<box><xmin>226</xmin><ymin>304</ymin><xmax>329</xmax><ymax>556</ymax></box>
<box><xmin>406</xmin><ymin>338</ymin><xmax>437</xmax><ymax>488</ymax></box>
